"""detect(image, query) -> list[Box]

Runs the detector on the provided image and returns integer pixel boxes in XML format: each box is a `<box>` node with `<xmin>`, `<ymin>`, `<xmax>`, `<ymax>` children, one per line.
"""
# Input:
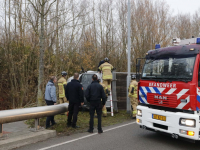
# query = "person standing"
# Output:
<box><xmin>94</xmin><ymin>80</ymin><xmax>109</xmax><ymax>117</ymax></box>
<box><xmin>99</xmin><ymin>57</ymin><xmax>113</xmax><ymax>93</ymax></box>
<box><xmin>65</xmin><ymin>73</ymin><xmax>84</xmax><ymax>128</ymax></box>
<box><xmin>45</xmin><ymin>76</ymin><xmax>57</xmax><ymax>129</ymax></box>
<box><xmin>58</xmin><ymin>71</ymin><xmax>68</xmax><ymax>115</ymax></box>
<box><xmin>85</xmin><ymin>74</ymin><xmax>107</xmax><ymax>133</ymax></box>
<box><xmin>58</xmin><ymin>71</ymin><xmax>68</xmax><ymax>104</ymax></box>
<box><xmin>128</xmin><ymin>74</ymin><xmax>138</xmax><ymax>119</ymax></box>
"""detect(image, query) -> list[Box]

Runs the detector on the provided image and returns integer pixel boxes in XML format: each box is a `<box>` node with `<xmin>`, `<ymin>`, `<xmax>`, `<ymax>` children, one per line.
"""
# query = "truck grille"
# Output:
<box><xmin>153</xmin><ymin>123</ymin><xmax>168</xmax><ymax>130</ymax></box>
<box><xmin>147</xmin><ymin>93</ymin><xmax>177</xmax><ymax>108</ymax></box>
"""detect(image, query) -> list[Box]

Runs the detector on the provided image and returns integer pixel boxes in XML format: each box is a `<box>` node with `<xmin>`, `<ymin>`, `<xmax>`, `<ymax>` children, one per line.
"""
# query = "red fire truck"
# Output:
<box><xmin>136</xmin><ymin>37</ymin><xmax>200</xmax><ymax>142</ymax></box>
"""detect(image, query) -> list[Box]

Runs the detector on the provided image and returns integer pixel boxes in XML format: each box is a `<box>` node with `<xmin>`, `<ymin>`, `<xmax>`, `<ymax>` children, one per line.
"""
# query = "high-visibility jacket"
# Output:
<box><xmin>100</xmin><ymin>82</ymin><xmax>108</xmax><ymax>116</ymax></box>
<box><xmin>128</xmin><ymin>80</ymin><xmax>138</xmax><ymax>98</ymax></box>
<box><xmin>99</xmin><ymin>62</ymin><xmax>113</xmax><ymax>80</ymax></box>
<box><xmin>58</xmin><ymin>77</ymin><xmax>67</xmax><ymax>98</ymax></box>
<box><xmin>100</xmin><ymin>82</ymin><xmax>108</xmax><ymax>98</ymax></box>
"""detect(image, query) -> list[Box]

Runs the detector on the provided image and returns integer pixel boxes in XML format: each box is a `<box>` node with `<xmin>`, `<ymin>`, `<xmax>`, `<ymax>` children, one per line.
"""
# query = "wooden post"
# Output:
<box><xmin>0</xmin><ymin>124</ymin><xmax>3</xmax><ymax>137</ymax></box>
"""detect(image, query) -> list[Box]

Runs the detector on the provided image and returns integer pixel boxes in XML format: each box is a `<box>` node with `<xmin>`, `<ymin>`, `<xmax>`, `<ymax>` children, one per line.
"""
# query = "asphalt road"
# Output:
<box><xmin>15</xmin><ymin>121</ymin><xmax>200</xmax><ymax>150</ymax></box>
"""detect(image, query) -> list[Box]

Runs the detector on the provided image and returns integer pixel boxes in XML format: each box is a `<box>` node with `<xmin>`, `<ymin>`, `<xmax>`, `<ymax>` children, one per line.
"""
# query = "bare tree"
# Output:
<box><xmin>1</xmin><ymin>0</ymin><xmax>200</xmax><ymax>110</ymax></box>
<box><xmin>27</xmin><ymin>0</ymin><xmax>56</xmax><ymax>106</ymax></box>
<box><xmin>175</xmin><ymin>14</ymin><xmax>192</xmax><ymax>39</ymax></box>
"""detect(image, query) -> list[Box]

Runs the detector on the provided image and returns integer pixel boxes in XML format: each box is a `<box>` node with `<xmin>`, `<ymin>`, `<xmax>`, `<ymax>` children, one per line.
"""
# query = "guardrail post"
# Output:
<box><xmin>35</xmin><ymin>118</ymin><xmax>40</xmax><ymax>131</ymax></box>
<box><xmin>112</xmin><ymin>70</ymin><xmax>118</xmax><ymax>112</ymax></box>
<box><xmin>0</xmin><ymin>124</ymin><xmax>3</xmax><ymax>137</ymax></box>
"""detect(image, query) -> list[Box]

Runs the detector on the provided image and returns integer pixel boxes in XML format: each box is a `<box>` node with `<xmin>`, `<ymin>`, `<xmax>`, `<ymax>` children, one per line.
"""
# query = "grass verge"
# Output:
<box><xmin>25</xmin><ymin>110</ymin><xmax>132</xmax><ymax>136</ymax></box>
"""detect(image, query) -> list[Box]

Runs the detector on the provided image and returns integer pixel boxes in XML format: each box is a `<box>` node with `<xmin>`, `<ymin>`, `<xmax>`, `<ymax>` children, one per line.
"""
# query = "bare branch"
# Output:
<box><xmin>44</xmin><ymin>0</ymin><xmax>56</xmax><ymax>16</ymax></box>
<box><xmin>27</xmin><ymin>0</ymin><xmax>42</xmax><ymax>15</ymax></box>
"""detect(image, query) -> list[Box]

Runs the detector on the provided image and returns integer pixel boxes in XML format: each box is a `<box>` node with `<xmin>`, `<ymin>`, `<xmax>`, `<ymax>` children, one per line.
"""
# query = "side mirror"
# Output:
<box><xmin>136</xmin><ymin>59</ymin><xmax>141</xmax><ymax>81</ymax></box>
<box><xmin>136</xmin><ymin>60</ymin><xmax>141</xmax><ymax>73</ymax></box>
<box><xmin>136</xmin><ymin>74</ymin><xmax>140</xmax><ymax>82</ymax></box>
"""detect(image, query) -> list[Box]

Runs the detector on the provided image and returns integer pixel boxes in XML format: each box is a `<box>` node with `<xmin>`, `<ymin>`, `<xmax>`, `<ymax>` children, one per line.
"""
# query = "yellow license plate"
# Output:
<box><xmin>152</xmin><ymin>114</ymin><xmax>166</xmax><ymax>121</ymax></box>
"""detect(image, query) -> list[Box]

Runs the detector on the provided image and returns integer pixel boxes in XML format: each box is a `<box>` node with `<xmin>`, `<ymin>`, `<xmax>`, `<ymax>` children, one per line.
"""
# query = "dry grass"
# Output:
<box><xmin>26</xmin><ymin>110</ymin><xmax>132</xmax><ymax>136</ymax></box>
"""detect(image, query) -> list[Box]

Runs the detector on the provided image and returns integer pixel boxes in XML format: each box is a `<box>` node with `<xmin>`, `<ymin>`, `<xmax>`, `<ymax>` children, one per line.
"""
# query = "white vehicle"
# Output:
<box><xmin>67</xmin><ymin>71</ymin><xmax>110</xmax><ymax>109</ymax></box>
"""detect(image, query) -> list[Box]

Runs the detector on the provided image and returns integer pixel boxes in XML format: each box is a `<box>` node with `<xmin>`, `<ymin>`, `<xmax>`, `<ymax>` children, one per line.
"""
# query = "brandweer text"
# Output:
<box><xmin>149</xmin><ymin>83</ymin><xmax>176</xmax><ymax>88</ymax></box>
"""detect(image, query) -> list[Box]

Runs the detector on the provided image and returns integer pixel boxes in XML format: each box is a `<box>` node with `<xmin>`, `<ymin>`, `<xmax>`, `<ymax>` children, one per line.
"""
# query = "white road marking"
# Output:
<box><xmin>38</xmin><ymin>122</ymin><xmax>136</xmax><ymax>150</ymax></box>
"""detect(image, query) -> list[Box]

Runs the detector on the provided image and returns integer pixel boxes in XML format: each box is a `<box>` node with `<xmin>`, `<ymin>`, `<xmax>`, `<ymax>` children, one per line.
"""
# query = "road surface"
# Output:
<box><xmin>16</xmin><ymin>121</ymin><xmax>200</xmax><ymax>150</ymax></box>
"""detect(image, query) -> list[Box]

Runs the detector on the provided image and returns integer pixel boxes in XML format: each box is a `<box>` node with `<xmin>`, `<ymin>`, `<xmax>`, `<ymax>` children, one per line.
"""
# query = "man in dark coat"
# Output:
<box><xmin>85</xmin><ymin>74</ymin><xmax>107</xmax><ymax>133</ymax></box>
<box><xmin>65</xmin><ymin>73</ymin><xmax>84</xmax><ymax>128</ymax></box>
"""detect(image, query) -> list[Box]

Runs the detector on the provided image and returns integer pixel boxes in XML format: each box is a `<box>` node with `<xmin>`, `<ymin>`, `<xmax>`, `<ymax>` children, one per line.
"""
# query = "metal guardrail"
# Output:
<box><xmin>115</xmin><ymin>72</ymin><xmax>136</xmax><ymax>74</ymax></box>
<box><xmin>0</xmin><ymin>103</ymin><xmax>68</xmax><ymax>137</ymax></box>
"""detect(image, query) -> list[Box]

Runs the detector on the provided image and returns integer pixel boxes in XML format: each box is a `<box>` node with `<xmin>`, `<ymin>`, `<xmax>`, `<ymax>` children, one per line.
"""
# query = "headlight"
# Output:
<box><xmin>180</xmin><ymin>118</ymin><xmax>195</xmax><ymax>127</ymax></box>
<box><xmin>137</xmin><ymin>109</ymin><xmax>142</xmax><ymax>116</ymax></box>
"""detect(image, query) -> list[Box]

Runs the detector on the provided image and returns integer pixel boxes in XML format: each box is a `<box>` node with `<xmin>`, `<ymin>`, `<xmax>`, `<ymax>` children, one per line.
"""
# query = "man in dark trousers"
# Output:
<box><xmin>85</xmin><ymin>74</ymin><xmax>107</xmax><ymax>133</ymax></box>
<box><xmin>65</xmin><ymin>73</ymin><xmax>84</xmax><ymax>128</ymax></box>
<box><xmin>44</xmin><ymin>76</ymin><xmax>57</xmax><ymax>129</ymax></box>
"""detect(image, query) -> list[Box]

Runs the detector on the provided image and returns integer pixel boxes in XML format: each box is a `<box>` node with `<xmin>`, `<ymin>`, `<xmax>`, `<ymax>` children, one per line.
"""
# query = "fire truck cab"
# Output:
<box><xmin>136</xmin><ymin>37</ymin><xmax>200</xmax><ymax>142</ymax></box>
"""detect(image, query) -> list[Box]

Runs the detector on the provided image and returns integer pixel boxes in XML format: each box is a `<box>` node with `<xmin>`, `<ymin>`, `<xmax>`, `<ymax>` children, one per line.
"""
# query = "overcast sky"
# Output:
<box><xmin>153</xmin><ymin>0</ymin><xmax>200</xmax><ymax>15</ymax></box>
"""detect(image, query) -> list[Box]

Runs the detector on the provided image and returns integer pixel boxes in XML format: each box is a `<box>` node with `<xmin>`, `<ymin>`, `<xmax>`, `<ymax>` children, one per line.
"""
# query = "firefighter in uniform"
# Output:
<box><xmin>128</xmin><ymin>74</ymin><xmax>138</xmax><ymax>119</ymax></box>
<box><xmin>100</xmin><ymin>82</ymin><xmax>108</xmax><ymax>117</ymax></box>
<box><xmin>58</xmin><ymin>71</ymin><xmax>68</xmax><ymax>114</ymax></box>
<box><xmin>99</xmin><ymin>58</ymin><xmax>113</xmax><ymax>93</ymax></box>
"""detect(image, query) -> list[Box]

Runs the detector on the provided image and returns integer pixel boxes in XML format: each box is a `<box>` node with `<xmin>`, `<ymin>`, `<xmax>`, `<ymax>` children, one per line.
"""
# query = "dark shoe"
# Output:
<box><xmin>87</xmin><ymin>129</ymin><xmax>93</xmax><ymax>133</ymax></box>
<box><xmin>98</xmin><ymin>130</ymin><xmax>103</xmax><ymax>134</ymax></box>
<box><xmin>132</xmin><ymin>117</ymin><xmax>136</xmax><ymax>119</ymax></box>
<box><xmin>72</xmin><ymin>126</ymin><xmax>80</xmax><ymax>129</ymax></box>
<box><xmin>46</xmin><ymin>126</ymin><xmax>51</xmax><ymax>129</ymax></box>
<box><xmin>67</xmin><ymin>124</ymin><xmax>71</xmax><ymax>127</ymax></box>
<box><xmin>52</xmin><ymin>122</ymin><xmax>57</xmax><ymax>126</ymax></box>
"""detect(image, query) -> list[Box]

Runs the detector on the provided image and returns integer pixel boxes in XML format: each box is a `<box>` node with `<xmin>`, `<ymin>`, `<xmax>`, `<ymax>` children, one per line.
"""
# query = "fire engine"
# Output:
<box><xmin>136</xmin><ymin>37</ymin><xmax>200</xmax><ymax>142</ymax></box>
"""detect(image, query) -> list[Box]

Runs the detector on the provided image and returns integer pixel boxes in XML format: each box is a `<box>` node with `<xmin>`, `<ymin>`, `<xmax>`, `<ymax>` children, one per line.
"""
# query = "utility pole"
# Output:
<box><xmin>126</xmin><ymin>0</ymin><xmax>131</xmax><ymax>113</ymax></box>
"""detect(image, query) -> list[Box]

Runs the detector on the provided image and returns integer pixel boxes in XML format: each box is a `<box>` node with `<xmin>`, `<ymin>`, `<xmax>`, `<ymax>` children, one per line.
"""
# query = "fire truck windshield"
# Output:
<box><xmin>142</xmin><ymin>55</ymin><xmax>196</xmax><ymax>82</ymax></box>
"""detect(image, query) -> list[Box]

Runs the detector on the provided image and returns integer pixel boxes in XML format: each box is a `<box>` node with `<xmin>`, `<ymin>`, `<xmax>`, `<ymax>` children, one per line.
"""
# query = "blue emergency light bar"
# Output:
<box><xmin>155</xmin><ymin>44</ymin><xmax>160</xmax><ymax>49</ymax></box>
<box><xmin>196</xmin><ymin>38</ymin><xmax>200</xmax><ymax>44</ymax></box>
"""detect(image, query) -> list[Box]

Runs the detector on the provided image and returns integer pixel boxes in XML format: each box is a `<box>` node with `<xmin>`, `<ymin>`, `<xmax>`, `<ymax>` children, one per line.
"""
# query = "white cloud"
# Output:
<box><xmin>152</xmin><ymin>0</ymin><xmax>200</xmax><ymax>15</ymax></box>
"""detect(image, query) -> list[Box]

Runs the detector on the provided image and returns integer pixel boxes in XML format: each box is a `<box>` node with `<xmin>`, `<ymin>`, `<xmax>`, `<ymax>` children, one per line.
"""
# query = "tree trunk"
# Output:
<box><xmin>55</xmin><ymin>0</ymin><xmax>59</xmax><ymax>74</ymax></box>
<box><xmin>37</xmin><ymin>0</ymin><xmax>45</xmax><ymax>106</ymax></box>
